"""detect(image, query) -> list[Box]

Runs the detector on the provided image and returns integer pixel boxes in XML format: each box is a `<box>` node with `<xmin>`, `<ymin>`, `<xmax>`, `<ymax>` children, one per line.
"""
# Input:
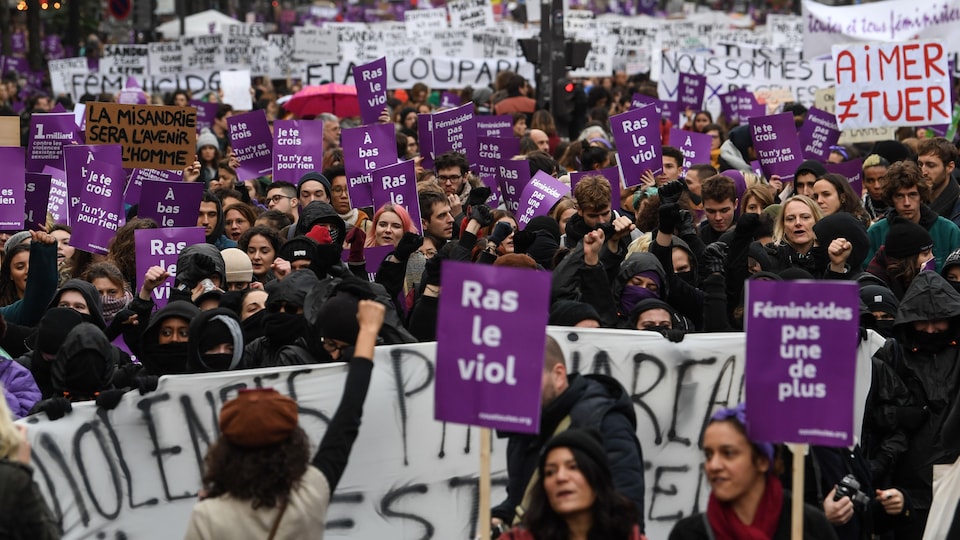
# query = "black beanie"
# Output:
<box><xmin>279</xmin><ymin>236</ymin><xmax>320</xmax><ymax>268</ymax></box>
<box><xmin>549</xmin><ymin>300</ymin><xmax>601</xmax><ymax>327</ymax></box>
<box><xmin>812</xmin><ymin>213</ymin><xmax>870</xmax><ymax>270</ymax></box>
<box><xmin>199</xmin><ymin>318</ymin><xmax>234</xmax><ymax>354</ymax></box>
<box><xmin>525</xmin><ymin>216</ymin><xmax>561</xmax><ymax>242</ymax></box>
<box><xmin>794</xmin><ymin>159</ymin><xmax>827</xmax><ymax>181</ymax></box>
<box><xmin>298</xmin><ymin>172</ymin><xmax>331</xmax><ymax>200</ymax></box>
<box><xmin>884</xmin><ymin>217</ymin><xmax>933</xmax><ymax>259</ymax></box>
<box><xmin>779</xmin><ymin>267</ymin><xmax>816</xmax><ymax>280</ymax></box>
<box><xmin>315</xmin><ymin>292</ymin><xmax>361</xmax><ymax>343</ymax></box>
<box><xmin>540</xmin><ymin>429</ymin><xmax>610</xmax><ymax>476</ymax></box>
<box><xmin>35</xmin><ymin>308</ymin><xmax>85</xmax><ymax>356</ymax></box>
<box><xmin>860</xmin><ymin>284</ymin><xmax>898</xmax><ymax>317</ymax></box>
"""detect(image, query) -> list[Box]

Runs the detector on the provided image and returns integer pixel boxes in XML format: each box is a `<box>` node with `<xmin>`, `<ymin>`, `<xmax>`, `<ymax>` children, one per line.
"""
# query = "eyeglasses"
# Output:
<box><xmin>438</xmin><ymin>174</ymin><xmax>462</xmax><ymax>183</ymax></box>
<box><xmin>322</xmin><ymin>338</ymin><xmax>350</xmax><ymax>355</ymax></box>
<box><xmin>269</xmin><ymin>194</ymin><xmax>294</xmax><ymax>203</ymax></box>
<box><xmin>331</xmin><ymin>186</ymin><xmax>348</xmax><ymax>195</ymax></box>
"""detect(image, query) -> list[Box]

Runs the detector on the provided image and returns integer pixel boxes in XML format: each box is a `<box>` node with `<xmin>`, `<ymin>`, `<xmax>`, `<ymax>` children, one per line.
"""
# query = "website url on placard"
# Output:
<box><xmin>798</xmin><ymin>428</ymin><xmax>848</xmax><ymax>440</ymax></box>
<box><xmin>479</xmin><ymin>412</ymin><xmax>533</xmax><ymax>427</ymax></box>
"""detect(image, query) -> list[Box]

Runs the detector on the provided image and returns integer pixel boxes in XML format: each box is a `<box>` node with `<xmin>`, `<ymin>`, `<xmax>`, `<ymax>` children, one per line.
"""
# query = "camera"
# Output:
<box><xmin>834</xmin><ymin>474</ymin><xmax>871</xmax><ymax>512</ymax></box>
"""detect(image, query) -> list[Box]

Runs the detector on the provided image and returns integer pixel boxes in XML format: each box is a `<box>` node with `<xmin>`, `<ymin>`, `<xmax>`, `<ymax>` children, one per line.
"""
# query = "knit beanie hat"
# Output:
<box><xmin>297</xmin><ymin>172</ymin><xmax>332</xmax><ymax>200</ymax></box>
<box><xmin>540</xmin><ymin>429</ymin><xmax>610</xmax><ymax>476</ymax></box>
<box><xmin>199</xmin><ymin>317</ymin><xmax>234</xmax><ymax>354</ymax></box>
<box><xmin>860</xmin><ymin>284</ymin><xmax>898</xmax><ymax>318</ymax></box>
<box><xmin>525</xmin><ymin>216</ymin><xmax>561</xmax><ymax>242</ymax></box>
<box><xmin>812</xmin><ymin>213</ymin><xmax>870</xmax><ymax>270</ymax></box>
<box><xmin>3</xmin><ymin>231</ymin><xmax>30</xmax><ymax>252</ymax></box>
<box><xmin>943</xmin><ymin>248</ymin><xmax>960</xmax><ymax>276</ymax></box>
<box><xmin>884</xmin><ymin>217</ymin><xmax>933</xmax><ymax>259</ymax></box>
<box><xmin>314</xmin><ymin>292</ymin><xmax>360</xmax><ymax>343</ymax></box>
<box><xmin>219</xmin><ymin>389</ymin><xmax>299</xmax><ymax>447</ymax></box>
<box><xmin>794</xmin><ymin>159</ymin><xmax>827</xmax><ymax>180</ymax></box>
<box><xmin>197</xmin><ymin>128</ymin><xmax>219</xmax><ymax>151</ymax></box>
<box><xmin>221</xmin><ymin>248</ymin><xmax>253</xmax><ymax>284</ymax></box>
<box><xmin>549</xmin><ymin>300</ymin><xmax>601</xmax><ymax>327</ymax></box>
<box><xmin>35</xmin><ymin>307</ymin><xmax>85</xmax><ymax>356</ymax></box>
<box><xmin>279</xmin><ymin>237</ymin><xmax>319</xmax><ymax>267</ymax></box>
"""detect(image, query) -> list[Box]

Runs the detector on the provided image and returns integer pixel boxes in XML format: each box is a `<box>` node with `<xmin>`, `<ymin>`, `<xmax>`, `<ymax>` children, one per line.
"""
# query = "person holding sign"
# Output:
<box><xmin>668</xmin><ymin>405</ymin><xmax>838</xmax><ymax>540</ymax></box>
<box><xmin>365</xmin><ymin>204</ymin><xmax>418</xmax><ymax>248</ymax></box>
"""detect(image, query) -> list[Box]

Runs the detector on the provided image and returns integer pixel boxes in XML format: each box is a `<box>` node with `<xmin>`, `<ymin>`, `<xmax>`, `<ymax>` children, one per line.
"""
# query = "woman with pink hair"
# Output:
<box><xmin>365</xmin><ymin>204</ymin><xmax>419</xmax><ymax>248</ymax></box>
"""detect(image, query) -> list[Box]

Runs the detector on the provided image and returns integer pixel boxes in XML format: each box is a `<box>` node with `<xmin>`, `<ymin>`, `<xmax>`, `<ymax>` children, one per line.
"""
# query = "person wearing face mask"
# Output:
<box><xmin>137</xmin><ymin>301</ymin><xmax>201</xmax><ymax>376</ymax></box>
<box><xmin>865</xmin><ymin>217</ymin><xmax>936</xmax><ymax>300</ymax></box>
<box><xmin>612</xmin><ymin>253</ymin><xmax>667</xmax><ymax>326</ymax></box>
<box><xmin>643</xmin><ymin>203</ymin><xmax>705</xmax><ymax>329</ymax></box>
<box><xmin>859</xmin><ymin>284</ymin><xmax>898</xmax><ymax>338</ymax></box>
<box><xmin>14</xmin><ymin>308</ymin><xmax>84</xmax><ymax>399</ymax></box>
<box><xmin>245</xmin><ymin>270</ymin><xmax>318</xmax><ymax>368</ymax></box>
<box><xmin>186</xmin><ymin>309</ymin><xmax>248</xmax><ymax>373</ymax></box>
<box><xmin>941</xmin><ymin>248</ymin><xmax>960</xmax><ymax>294</ymax></box>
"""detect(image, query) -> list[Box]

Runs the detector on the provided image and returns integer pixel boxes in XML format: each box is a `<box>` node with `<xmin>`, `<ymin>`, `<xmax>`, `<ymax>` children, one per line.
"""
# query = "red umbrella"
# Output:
<box><xmin>283</xmin><ymin>83</ymin><xmax>361</xmax><ymax>118</ymax></box>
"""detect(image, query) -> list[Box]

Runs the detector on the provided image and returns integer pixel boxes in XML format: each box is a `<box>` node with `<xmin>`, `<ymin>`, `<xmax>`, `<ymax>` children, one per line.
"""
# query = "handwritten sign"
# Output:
<box><xmin>85</xmin><ymin>103</ymin><xmax>197</xmax><ymax>170</ymax></box>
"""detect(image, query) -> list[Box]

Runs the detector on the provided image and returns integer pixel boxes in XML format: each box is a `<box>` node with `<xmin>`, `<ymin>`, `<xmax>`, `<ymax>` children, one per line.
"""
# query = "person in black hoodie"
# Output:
<box><xmin>49</xmin><ymin>279</ymin><xmax>107</xmax><ymax>329</ymax></box>
<box><xmin>186</xmin><ymin>308</ymin><xmax>247</xmax><ymax>373</ymax></box>
<box><xmin>138</xmin><ymin>301</ymin><xmax>201</xmax><ymax>376</ymax></box>
<box><xmin>15</xmin><ymin>308</ymin><xmax>84</xmax><ymax>399</ymax></box>
<box><xmin>245</xmin><ymin>270</ymin><xmax>317</xmax><ymax>368</ymax></box>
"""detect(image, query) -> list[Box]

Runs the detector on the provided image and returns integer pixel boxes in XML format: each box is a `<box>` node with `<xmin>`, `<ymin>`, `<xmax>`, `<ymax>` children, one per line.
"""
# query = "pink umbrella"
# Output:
<box><xmin>283</xmin><ymin>83</ymin><xmax>361</xmax><ymax>118</ymax></box>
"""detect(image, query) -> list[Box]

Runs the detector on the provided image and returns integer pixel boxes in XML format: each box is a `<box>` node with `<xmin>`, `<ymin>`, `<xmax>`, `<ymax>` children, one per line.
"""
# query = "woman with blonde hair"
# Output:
<box><xmin>763</xmin><ymin>195</ymin><xmax>824</xmax><ymax>273</ymax></box>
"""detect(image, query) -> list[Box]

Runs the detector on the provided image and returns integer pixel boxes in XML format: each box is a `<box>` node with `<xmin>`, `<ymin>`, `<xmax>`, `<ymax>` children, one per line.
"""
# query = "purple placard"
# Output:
<box><xmin>418</xmin><ymin>113</ymin><xmax>434</xmax><ymax>170</ymax></box>
<box><xmin>64</xmin><ymin>145</ymin><xmax>123</xmax><ymax>215</ymax></box>
<box><xmin>435</xmin><ymin>261</ymin><xmax>549</xmax><ymax>433</ymax></box>
<box><xmin>749</xmin><ymin>113</ymin><xmax>804</xmax><ymax>182</ymax></box>
<box><xmin>353</xmin><ymin>57</ymin><xmax>388</xmax><ymax>126</ymax></box>
<box><xmin>669</xmin><ymin>129</ymin><xmax>712</xmax><ymax>175</ymax></box>
<box><xmin>631</xmin><ymin>93</ymin><xmax>661</xmax><ymax>113</ymax></box>
<box><xmin>497</xmin><ymin>159</ymin><xmax>529</xmax><ymax>215</ymax></box>
<box><xmin>661</xmin><ymin>101</ymin><xmax>681</xmax><ymax>126</ymax></box>
<box><xmin>342</xmin><ymin>123</ymin><xmax>398</xmax><ymax>209</ymax></box>
<box><xmin>272</xmin><ymin>120</ymin><xmax>324</xmax><ymax>183</ymax></box>
<box><xmin>570</xmin><ymin>166</ymin><xmax>621</xmax><ymax>211</ymax></box>
<box><xmin>27</xmin><ymin>113</ymin><xmax>79</xmax><ymax>172</ymax></box>
<box><xmin>71</xmin><ymin>160</ymin><xmax>125</xmax><ymax>254</ymax></box>
<box><xmin>135</xmin><ymin>227</ymin><xmax>208</xmax><ymax>309</ymax></box>
<box><xmin>749</xmin><ymin>160</ymin><xmax>764</xmax><ymax>179</ymax></box>
<box><xmin>431</xmin><ymin>103</ymin><xmax>478</xmax><ymax>167</ymax></box>
<box><xmin>191</xmin><ymin>100</ymin><xmax>218</xmax><ymax>133</ymax></box>
<box><xmin>476</xmin><ymin>115</ymin><xmax>513</xmax><ymax>138</ymax></box>
<box><xmin>611</xmin><ymin>106</ymin><xmax>663</xmax><ymax>188</ymax></box>
<box><xmin>516</xmin><ymin>171</ymin><xmax>570</xmax><ymax>229</ymax></box>
<box><xmin>440</xmin><ymin>91</ymin><xmax>462</xmax><ymax>108</ymax></box>
<box><xmin>11</xmin><ymin>33</ymin><xmax>26</xmax><ymax>54</ymax></box>
<box><xmin>745</xmin><ymin>280</ymin><xmax>859</xmax><ymax>446</ymax></box>
<box><xmin>0</xmin><ymin>148</ymin><xmax>25</xmax><ymax>228</ymax></box>
<box><xmin>228</xmin><ymin>110</ymin><xmax>273</xmax><ymax>181</ymax></box>
<box><xmin>720</xmin><ymin>89</ymin><xmax>765</xmax><ymax>125</ymax></box>
<box><xmin>799</xmin><ymin>107</ymin><xmax>841</xmax><ymax>162</ymax></box>
<box><xmin>124</xmin><ymin>168</ymin><xmax>184</xmax><ymax>207</ymax></box>
<box><xmin>371</xmin><ymin>160</ymin><xmax>422</xmax><ymax>234</ymax></box>
<box><xmin>825</xmin><ymin>158</ymin><xmax>864</xmax><ymax>200</ymax></box>
<box><xmin>678</xmin><ymin>73</ymin><xmax>706</xmax><ymax>111</ymax></box>
<box><xmin>340</xmin><ymin>244</ymin><xmax>394</xmax><ymax>280</ymax></box>
<box><xmin>477</xmin><ymin>136</ymin><xmax>520</xmax><ymax>187</ymax></box>
<box><xmin>138</xmin><ymin>179</ymin><xmax>204</xmax><ymax>228</ymax></box>
<box><xmin>24</xmin><ymin>172</ymin><xmax>51</xmax><ymax>231</ymax></box>
<box><xmin>42</xmin><ymin>166</ymin><xmax>68</xmax><ymax>224</ymax></box>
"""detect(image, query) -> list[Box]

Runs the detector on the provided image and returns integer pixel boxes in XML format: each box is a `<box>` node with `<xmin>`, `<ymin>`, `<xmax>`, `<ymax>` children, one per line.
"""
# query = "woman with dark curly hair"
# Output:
<box><xmin>499</xmin><ymin>429</ymin><xmax>641</xmax><ymax>540</ymax></box>
<box><xmin>106</xmin><ymin>218</ymin><xmax>158</xmax><ymax>290</ymax></box>
<box><xmin>238</xmin><ymin>226</ymin><xmax>282</xmax><ymax>283</ymax></box>
<box><xmin>184</xmin><ymin>299</ymin><xmax>385</xmax><ymax>539</ymax></box>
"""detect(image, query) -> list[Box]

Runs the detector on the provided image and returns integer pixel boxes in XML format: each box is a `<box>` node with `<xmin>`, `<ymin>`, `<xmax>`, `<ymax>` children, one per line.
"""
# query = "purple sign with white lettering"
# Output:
<box><xmin>228</xmin><ymin>110</ymin><xmax>274</xmax><ymax>181</ymax></box>
<box><xmin>42</xmin><ymin>166</ymin><xmax>68</xmax><ymax>224</ymax></box>
<box><xmin>353</xmin><ymin>57</ymin><xmax>388</xmax><ymax>126</ymax></box>
<box><xmin>477</xmin><ymin>136</ymin><xmax>520</xmax><ymax>191</ymax></box>
<box><xmin>342</xmin><ymin>123</ymin><xmax>398</xmax><ymax>209</ymax></box>
<box><xmin>138</xmin><ymin>179</ymin><xmax>204</xmax><ymax>228</ymax></box>
<box><xmin>516</xmin><ymin>171</ymin><xmax>569</xmax><ymax>229</ymax></box>
<box><xmin>371</xmin><ymin>160</ymin><xmax>422</xmax><ymax>234</ymax></box>
<box><xmin>435</xmin><ymin>261</ymin><xmax>549</xmax><ymax>433</ymax></box>
<box><xmin>611</xmin><ymin>106</ymin><xmax>663</xmax><ymax>188</ymax></box>
<box><xmin>721</xmin><ymin>89</ymin><xmax>765</xmax><ymax>125</ymax></box>
<box><xmin>440</xmin><ymin>91</ymin><xmax>462</xmax><ymax>108</ymax></box>
<box><xmin>745</xmin><ymin>280</ymin><xmax>858</xmax><ymax>446</ymax></box>
<box><xmin>476</xmin><ymin>115</ymin><xmax>513</xmax><ymax>138</ymax></box>
<box><xmin>799</xmin><ymin>107</ymin><xmax>841</xmax><ymax>162</ymax></box>
<box><xmin>749</xmin><ymin>113</ymin><xmax>804</xmax><ymax>182</ymax></box>
<box><xmin>0</xmin><ymin>148</ymin><xmax>25</xmax><ymax>228</ymax></box>
<box><xmin>497</xmin><ymin>159</ymin><xmax>529</xmax><ymax>215</ymax></box>
<box><xmin>135</xmin><ymin>227</ymin><xmax>208</xmax><ymax>309</ymax></box>
<box><xmin>272</xmin><ymin>120</ymin><xmax>324</xmax><ymax>183</ymax></box>
<box><xmin>418</xmin><ymin>113</ymin><xmax>434</xmax><ymax>170</ymax></box>
<box><xmin>124</xmin><ymin>168</ymin><xmax>184</xmax><ymax>207</ymax></box>
<box><xmin>71</xmin><ymin>159</ymin><xmax>125</xmax><ymax>254</ymax></box>
<box><xmin>64</xmin><ymin>145</ymin><xmax>123</xmax><ymax>221</ymax></box>
<box><xmin>431</xmin><ymin>103</ymin><xmax>477</xmax><ymax>167</ymax></box>
<box><xmin>570</xmin><ymin>166</ymin><xmax>621</xmax><ymax>211</ymax></box>
<box><xmin>825</xmin><ymin>158</ymin><xmax>864</xmax><ymax>201</ymax></box>
<box><xmin>191</xmin><ymin>100</ymin><xmax>218</xmax><ymax>134</ymax></box>
<box><xmin>24</xmin><ymin>172</ymin><xmax>51</xmax><ymax>231</ymax></box>
<box><xmin>27</xmin><ymin>113</ymin><xmax>80</xmax><ymax>172</ymax></box>
<box><xmin>669</xmin><ymin>129</ymin><xmax>712</xmax><ymax>175</ymax></box>
<box><xmin>678</xmin><ymin>72</ymin><xmax>706</xmax><ymax>111</ymax></box>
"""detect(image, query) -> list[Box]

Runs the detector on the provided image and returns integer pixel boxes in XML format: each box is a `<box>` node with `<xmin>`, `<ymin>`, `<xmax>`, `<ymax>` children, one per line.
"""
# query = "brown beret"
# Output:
<box><xmin>219</xmin><ymin>389</ymin><xmax>299</xmax><ymax>447</ymax></box>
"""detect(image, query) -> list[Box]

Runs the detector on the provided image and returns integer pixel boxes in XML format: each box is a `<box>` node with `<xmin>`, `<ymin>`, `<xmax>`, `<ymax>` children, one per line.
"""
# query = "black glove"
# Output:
<box><xmin>489</xmin><ymin>221</ymin><xmax>514</xmax><ymax>246</ymax></box>
<box><xmin>663</xmin><ymin>328</ymin><xmax>687</xmax><ymax>343</ymax></box>
<box><xmin>394</xmin><ymin>232</ymin><xmax>424</xmax><ymax>262</ymax></box>
<box><xmin>702</xmin><ymin>241</ymin><xmax>729</xmax><ymax>275</ymax></box>
<box><xmin>96</xmin><ymin>389</ymin><xmax>128</xmax><ymax>410</ymax></box>
<box><xmin>466</xmin><ymin>186</ymin><xmax>492</xmax><ymax>208</ymax></box>
<box><xmin>734</xmin><ymin>212</ymin><xmax>762</xmax><ymax>239</ymax></box>
<box><xmin>32</xmin><ymin>397</ymin><xmax>72</xmax><ymax>420</ymax></box>
<box><xmin>657</xmin><ymin>179</ymin><xmax>686</xmax><ymax>204</ymax></box>
<box><xmin>658</xmin><ymin>203</ymin><xmax>681</xmax><ymax>234</ymax></box>
<box><xmin>137</xmin><ymin>375</ymin><xmax>160</xmax><ymax>395</ymax></box>
<box><xmin>470</xmin><ymin>204</ymin><xmax>494</xmax><ymax>228</ymax></box>
<box><xmin>423</xmin><ymin>251</ymin><xmax>445</xmax><ymax>287</ymax></box>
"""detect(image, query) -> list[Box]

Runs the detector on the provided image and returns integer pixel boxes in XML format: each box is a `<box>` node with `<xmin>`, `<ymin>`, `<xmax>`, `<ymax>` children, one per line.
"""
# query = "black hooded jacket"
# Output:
<box><xmin>51</xmin><ymin>323</ymin><xmax>118</xmax><ymax>399</ymax></box>
<box><xmin>295</xmin><ymin>201</ymin><xmax>347</xmax><ymax>247</ymax></box>
<box><xmin>49</xmin><ymin>279</ymin><xmax>107</xmax><ymax>329</ymax></box>
<box><xmin>138</xmin><ymin>301</ymin><xmax>201</xmax><ymax>375</ymax></box>
<box><xmin>186</xmin><ymin>308</ymin><xmax>248</xmax><ymax>373</ymax></box>
<box><xmin>245</xmin><ymin>270</ymin><xmax>317</xmax><ymax>368</ymax></box>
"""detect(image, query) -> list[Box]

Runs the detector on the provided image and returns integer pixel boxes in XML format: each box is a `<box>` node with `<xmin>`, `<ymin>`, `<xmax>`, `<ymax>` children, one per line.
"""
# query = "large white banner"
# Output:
<box><xmin>20</xmin><ymin>328</ymin><xmax>883</xmax><ymax>540</ymax></box>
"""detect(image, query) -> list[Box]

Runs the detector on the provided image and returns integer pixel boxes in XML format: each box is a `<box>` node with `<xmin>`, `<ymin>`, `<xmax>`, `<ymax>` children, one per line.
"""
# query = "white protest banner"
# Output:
<box><xmin>471</xmin><ymin>29</ymin><xmax>526</xmax><ymax>58</ymax></box>
<box><xmin>766</xmin><ymin>14</ymin><xmax>803</xmax><ymax>51</ymax></box>
<box><xmin>832</xmin><ymin>40</ymin><xmax>952</xmax><ymax>131</ymax></box>
<box><xmin>180</xmin><ymin>34</ymin><xmax>225</xmax><ymax>72</ymax></box>
<box><xmin>565</xmin><ymin>9</ymin><xmax>598</xmax><ymax>41</ymax></box>
<box><xmin>305</xmin><ymin>57</ymin><xmax>534</xmax><ymax>90</ymax></box>
<box><xmin>147</xmin><ymin>42</ymin><xmax>182</xmax><ymax>76</ymax></box>
<box><xmin>404</xmin><ymin>7</ymin><xmax>448</xmax><ymax>39</ymax></box>
<box><xmin>447</xmin><ymin>0</ymin><xmax>495</xmax><ymax>30</ymax></box>
<box><xmin>801</xmin><ymin>0</ymin><xmax>960</xmax><ymax>60</ymax></box>
<box><xmin>294</xmin><ymin>26</ymin><xmax>339</xmax><ymax>63</ymax></box>
<box><xmin>569</xmin><ymin>37</ymin><xmax>617</xmax><ymax>78</ymax></box>
<box><xmin>49</xmin><ymin>57</ymin><xmax>89</xmax><ymax>98</ymax></box>
<box><xmin>20</xmin><ymin>329</ymin><xmax>883</xmax><ymax>540</ymax></box>
<box><xmin>219</xmin><ymin>69</ymin><xmax>253</xmax><ymax>111</ymax></box>
<box><xmin>815</xmin><ymin>86</ymin><xmax>898</xmax><ymax>144</ymax></box>
<box><xmin>224</xmin><ymin>34</ymin><xmax>266</xmax><ymax>71</ymax></box>
<box><xmin>99</xmin><ymin>45</ymin><xmax>150</xmax><ymax>77</ymax></box>
<box><xmin>69</xmin><ymin>72</ymin><xmax>222</xmax><ymax>104</ymax></box>
<box><xmin>224</xmin><ymin>22</ymin><xmax>265</xmax><ymax>39</ymax></box>
<box><xmin>264</xmin><ymin>34</ymin><xmax>305</xmax><ymax>81</ymax></box>
<box><xmin>427</xmin><ymin>29</ymin><xmax>474</xmax><ymax>58</ymax></box>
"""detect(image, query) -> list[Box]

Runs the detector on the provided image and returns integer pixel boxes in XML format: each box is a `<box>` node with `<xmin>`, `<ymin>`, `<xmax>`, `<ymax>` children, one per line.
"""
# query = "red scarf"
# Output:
<box><xmin>706</xmin><ymin>475</ymin><xmax>783</xmax><ymax>540</ymax></box>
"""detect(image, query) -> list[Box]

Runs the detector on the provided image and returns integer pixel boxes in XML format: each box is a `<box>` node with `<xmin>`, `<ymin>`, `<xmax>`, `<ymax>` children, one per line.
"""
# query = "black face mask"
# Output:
<box><xmin>675</xmin><ymin>270</ymin><xmax>696</xmax><ymax>288</ymax></box>
<box><xmin>875</xmin><ymin>320</ymin><xmax>895</xmax><ymax>337</ymax></box>
<box><xmin>906</xmin><ymin>326</ymin><xmax>957</xmax><ymax>354</ymax></box>
<box><xmin>263</xmin><ymin>312</ymin><xmax>306</xmax><ymax>346</ymax></box>
<box><xmin>200</xmin><ymin>353</ymin><xmax>235</xmax><ymax>372</ymax></box>
<box><xmin>241</xmin><ymin>310</ymin><xmax>267</xmax><ymax>343</ymax></box>
<box><xmin>141</xmin><ymin>342</ymin><xmax>190</xmax><ymax>376</ymax></box>
<box><xmin>949</xmin><ymin>281</ymin><xmax>960</xmax><ymax>295</ymax></box>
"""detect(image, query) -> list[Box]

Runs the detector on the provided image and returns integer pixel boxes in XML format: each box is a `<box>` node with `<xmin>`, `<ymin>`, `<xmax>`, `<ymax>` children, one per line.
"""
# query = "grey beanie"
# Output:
<box><xmin>3</xmin><ymin>231</ymin><xmax>30</xmax><ymax>252</ymax></box>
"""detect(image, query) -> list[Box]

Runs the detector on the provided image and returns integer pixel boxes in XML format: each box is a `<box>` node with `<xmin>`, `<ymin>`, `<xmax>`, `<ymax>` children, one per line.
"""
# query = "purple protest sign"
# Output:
<box><xmin>0</xmin><ymin>148</ymin><xmax>25</xmax><ymax>228</ymax></box>
<box><xmin>745</xmin><ymin>280</ymin><xmax>859</xmax><ymax>446</ymax></box>
<box><xmin>340</xmin><ymin>244</ymin><xmax>394</xmax><ymax>281</ymax></box>
<box><xmin>678</xmin><ymin>73</ymin><xmax>706</xmax><ymax>111</ymax></box>
<box><xmin>138</xmin><ymin>179</ymin><xmax>204</xmax><ymax>228</ymax></box>
<box><xmin>431</xmin><ymin>103</ymin><xmax>478</xmax><ymax>167</ymax></box>
<box><xmin>191</xmin><ymin>100</ymin><xmax>218</xmax><ymax>133</ymax></box>
<box><xmin>435</xmin><ymin>261</ymin><xmax>549</xmax><ymax>433</ymax></box>
<box><xmin>749</xmin><ymin>113</ymin><xmax>804</xmax><ymax>182</ymax></box>
<box><xmin>611</xmin><ymin>106</ymin><xmax>662</xmax><ymax>188</ymax></box>
<box><xmin>342</xmin><ymin>123</ymin><xmax>398</xmax><ymax>209</ymax></box>
<box><xmin>669</xmin><ymin>129</ymin><xmax>712</xmax><ymax>175</ymax></box>
<box><xmin>799</xmin><ymin>107</ymin><xmax>841</xmax><ymax>162</ymax></box>
<box><xmin>272</xmin><ymin>120</ymin><xmax>324</xmax><ymax>183</ymax></box>
<box><xmin>27</xmin><ymin>113</ymin><xmax>79</xmax><ymax>172</ymax></box>
<box><xmin>497</xmin><ymin>159</ymin><xmax>529</xmax><ymax>215</ymax></box>
<box><xmin>11</xmin><ymin>33</ymin><xmax>26</xmax><ymax>54</ymax></box>
<box><xmin>24</xmin><ymin>172</ymin><xmax>51</xmax><ymax>231</ymax></box>
<box><xmin>228</xmin><ymin>110</ymin><xmax>273</xmax><ymax>181</ymax></box>
<box><xmin>64</xmin><ymin>144</ymin><xmax>123</xmax><ymax>215</ymax></box>
<box><xmin>353</xmin><ymin>57</ymin><xmax>388</xmax><ymax>126</ymax></box>
<box><xmin>135</xmin><ymin>227</ymin><xmax>207</xmax><ymax>309</ymax></box>
<box><xmin>477</xmin><ymin>136</ymin><xmax>520</xmax><ymax>188</ymax></box>
<box><xmin>42</xmin><ymin>166</ymin><xmax>68</xmax><ymax>224</ymax></box>
<box><xmin>124</xmin><ymin>168</ymin><xmax>184</xmax><ymax>206</ymax></box>
<box><xmin>721</xmin><ymin>89</ymin><xmax>765</xmax><ymax>125</ymax></box>
<box><xmin>631</xmin><ymin>93</ymin><xmax>661</xmax><ymax>113</ymax></box>
<box><xmin>440</xmin><ymin>91</ymin><xmax>462</xmax><ymax>109</ymax></box>
<box><xmin>418</xmin><ymin>113</ymin><xmax>434</xmax><ymax>170</ymax></box>
<box><xmin>516</xmin><ymin>171</ymin><xmax>570</xmax><ymax>229</ymax></box>
<box><xmin>476</xmin><ymin>115</ymin><xmax>513</xmax><ymax>138</ymax></box>
<box><xmin>825</xmin><ymin>158</ymin><xmax>864</xmax><ymax>200</ymax></box>
<box><xmin>570</xmin><ymin>166</ymin><xmax>621</xmax><ymax>211</ymax></box>
<box><xmin>371</xmin><ymin>160</ymin><xmax>422</xmax><ymax>233</ymax></box>
<box><xmin>661</xmin><ymin>101</ymin><xmax>681</xmax><ymax>126</ymax></box>
<box><xmin>71</xmin><ymin>160</ymin><xmax>125</xmax><ymax>254</ymax></box>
